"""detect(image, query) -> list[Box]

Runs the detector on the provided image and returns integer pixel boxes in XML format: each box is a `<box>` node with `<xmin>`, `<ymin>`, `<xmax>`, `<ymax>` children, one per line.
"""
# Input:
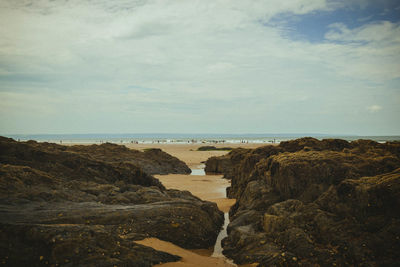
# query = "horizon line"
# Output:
<box><xmin>2</xmin><ymin>132</ymin><xmax>400</xmax><ymax>137</ymax></box>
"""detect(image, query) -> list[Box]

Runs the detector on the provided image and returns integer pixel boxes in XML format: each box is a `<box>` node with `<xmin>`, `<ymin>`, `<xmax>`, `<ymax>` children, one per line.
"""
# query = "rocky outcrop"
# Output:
<box><xmin>0</xmin><ymin>223</ymin><xmax>180</xmax><ymax>267</ymax></box>
<box><xmin>0</xmin><ymin>137</ymin><xmax>223</xmax><ymax>266</ymax></box>
<box><xmin>197</xmin><ymin>146</ymin><xmax>232</xmax><ymax>151</ymax></box>
<box><xmin>204</xmin><ymin>147</ymin><xmax>252</xmax><ymax>182</ymax></box>
<box><xmin>207</xmin><ymin>138</ymin><xmax>400</xmax><ymax>266</ymax></box>
<box><xmin>204</xmin><ymin>155</ymin><xmax>232</xmax><ymax>174</ymax></box>
<box><xmin>68</xmin><ymin>143</ymin><xmax>191</xmax><ymax>175</ymax></box>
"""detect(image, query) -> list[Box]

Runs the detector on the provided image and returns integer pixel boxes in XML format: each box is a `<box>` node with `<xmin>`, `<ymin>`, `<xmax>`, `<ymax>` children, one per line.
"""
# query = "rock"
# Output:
<box><xmin>204</xmin><ymin>155</ymin><xmax>232</xmax><ymax>174</ymax></box>
<box><xmin>209</xmin><ymin>138</ymin><xmax>400</xmax><ymax>266</ymax></box>
<box><xmin>229</xmin><ymin>179</ymin><xmax>280</xmax><ymax>217</ymax></box>
<box><xmin>197</xmin><ymin>146</ymin><xmax>232</xmax><ymax>151</ymax></box>
<box><xmin>0</xmin><ymin>200</ymin><xmax>223</xmax><ymax>249</ymax></box>
<box><xmin>68</xmin><ymin>143</ymin><xmax>191</xmax><ymax>175</ymax></box>
<box><xmin>0</xmin><ymin>137</ymin><xmax>165</xmax><ymax>189</ymax></box>
<box><xmin>262</xmin><ymin>149</ymin><xmax>399</xmax><ymax>203</ymax></box>
<box><xmin>207</xmin><ymin>146</ymin><xmax>282</xmax><ymax>199</ymax></box>
<box><xmin>0</xmin><ymin>137</ymin><xmax>223</xmax><ymax>266</ymax></box>
<box><xmin>263</xmin><ymin>214</ymin><xmax>284</xmax><ymax>233</ymax></box>
<box><xmin>0</xmin><ymin>223</ymin><xmax>180</xmax><ymax>267</ymax></box>
<box><xmin>279</xmin><ymin>137</ymin><xmax>352</xmax><ymax>152</ymax></box>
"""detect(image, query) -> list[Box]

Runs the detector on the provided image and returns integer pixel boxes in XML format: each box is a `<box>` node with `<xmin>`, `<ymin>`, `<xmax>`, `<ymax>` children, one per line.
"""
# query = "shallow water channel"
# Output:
<box><xmin>190</xmin><ymin>166</ymin><xmax>206</xmax><ymax>175</ymax></box>
<box><xmin>190</xmin><ymin>165</ymin><xmax>236</xmax><ymax>265</ymax></box>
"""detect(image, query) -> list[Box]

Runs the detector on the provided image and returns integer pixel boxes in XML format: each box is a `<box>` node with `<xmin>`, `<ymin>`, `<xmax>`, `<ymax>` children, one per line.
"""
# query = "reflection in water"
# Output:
<box><xmin>191</xmin><ymin>168</ymin><xmax>206</xmax><ymax>175</ymax></box>
<box><xmin>190</xmin><ymin>164</ymin><xmax>206</xmax><ymax>175</ymax></box>
<box><xmin>212</xmin><ymin>212</ymin><xmax>229</xmax><ymax>257</ymax></box>
<box><xmin>212</xmin><ymin>213</ymin><xmax>236</xmax><ymax>265</ymax></box>
<box><xmin>190</xmin><ymin>164</ymin><xmax>236</xmax><ymax>265</ymax></box>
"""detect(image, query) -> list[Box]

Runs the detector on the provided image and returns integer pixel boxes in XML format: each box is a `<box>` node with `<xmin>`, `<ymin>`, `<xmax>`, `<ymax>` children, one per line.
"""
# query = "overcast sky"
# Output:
<box><xmin>0</xmin><ymin>0</ymin><xmax>399</xmax><ymax>135</ymax></box>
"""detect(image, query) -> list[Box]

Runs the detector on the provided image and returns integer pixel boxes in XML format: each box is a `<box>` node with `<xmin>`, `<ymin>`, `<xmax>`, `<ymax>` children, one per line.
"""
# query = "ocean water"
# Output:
<box><xmin>3</xmin><ymin>133</ymin><xmax>400</xmax><ymax>144</ymax></box>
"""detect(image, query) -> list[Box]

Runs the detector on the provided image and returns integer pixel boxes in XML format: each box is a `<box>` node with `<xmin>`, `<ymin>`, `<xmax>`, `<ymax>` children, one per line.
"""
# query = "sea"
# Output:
<box><xmin>3</xmin><ymin>133</ymin><xmax>400</xmax><ymax>144</ymax></box>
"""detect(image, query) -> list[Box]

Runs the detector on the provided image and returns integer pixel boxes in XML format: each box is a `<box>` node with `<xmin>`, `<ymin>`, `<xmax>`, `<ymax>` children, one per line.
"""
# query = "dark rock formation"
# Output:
<box><xmin>206</xmin><ymin>138</ymin><xmax>400</xmax><ymax>266</ymax></box>
<box><xmin>0</xmin><ymin>137</ymin><xmax>223</xmax><ymax>266</ymax></box>
<box><xmin>204</xmin><ymin>148</ymin><xmax>251</xmax><ymax>179</ymax></box>
<box><xmin>205</xmin><ymin>155</ymin><xmax>232</xmax><ymax>174</ymax></box>
<box><xmin>67</xmin><ymin>143</ymin><xmax>191</xmax><ymax>175</ymax></box>
<box><xmin>197</xmin><ymin>146</ymin><xmax>232</xmax><ymax>151</ymax></box>
<box><xmin>0</xmin><ymin>223</ymin><xmax>180</xmax><ymax>267</ymax></box>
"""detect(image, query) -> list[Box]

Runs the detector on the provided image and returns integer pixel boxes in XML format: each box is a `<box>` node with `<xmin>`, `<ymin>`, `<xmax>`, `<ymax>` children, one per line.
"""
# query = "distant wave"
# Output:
<box><xmin>3</xmin><ymin>133</ymin><xmax>400</xmax><ymax>144</ymax></box>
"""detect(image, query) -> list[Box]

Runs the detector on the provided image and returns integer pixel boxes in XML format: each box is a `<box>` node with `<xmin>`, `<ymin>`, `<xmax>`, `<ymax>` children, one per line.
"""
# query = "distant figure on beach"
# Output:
<box><xmin>60</xmin><ymin>140</ymin><xmax>62</xmax><ymax>144</ymax></box>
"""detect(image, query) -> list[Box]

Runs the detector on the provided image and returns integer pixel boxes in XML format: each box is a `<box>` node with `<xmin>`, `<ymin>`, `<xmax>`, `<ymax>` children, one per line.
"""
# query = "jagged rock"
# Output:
<box><xmin>209</xmin><ymin>138</ymin><xmax>400</xmax><ymax>266</ymax></box>
<box><xmin>0</xmin><ymin>223</ymin><xmax>180</xmax><ymax>267</ymax></box>
<box><xmin>262</xmin><ymin>149</ymin><xmax>399</xmax><ymax>203</ymax></box>
<box><xmin>204</xmin><ymin>155</ymin><xmax>232</xmax><ymax>174</ymax></box>
<box><xmin>0</xmin><ymin>137</ymin><xmax>165</xmax><ymax>189</ymax></box>
<box><xmin>67</xmin><ymin>143</ymin><xmax>191</xmax><ymax>175</ymax></box>
<box><xmin>0</xmin><ymin>137</ymin><xmax>223</xmax><ymax>266</ymax></box>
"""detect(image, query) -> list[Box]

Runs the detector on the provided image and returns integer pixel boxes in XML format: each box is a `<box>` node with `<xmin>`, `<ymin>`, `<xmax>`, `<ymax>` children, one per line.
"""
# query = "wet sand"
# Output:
<box><xmin>136</xmin><ymin>238</ymin><xmax>235</xmax><ymax>267</ymax></box>
<box><xmin>153</xmin><ymin>173</ymin><xmax>235</xmax><ymax>212</ymax></box>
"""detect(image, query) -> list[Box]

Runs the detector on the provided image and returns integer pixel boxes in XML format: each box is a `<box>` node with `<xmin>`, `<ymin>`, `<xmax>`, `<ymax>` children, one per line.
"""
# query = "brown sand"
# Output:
<box><xmin>136</xmin><ymin>238</ymin><xmax>235</xmax><ymax>267</ymax></box>
<box><xmin>153</xmin><ymin>173</ymin><xmax>235</xmax><ymax>212</ymax></box>
<box><xmin>126</xmin><ymin>143</ymin><xmax>263</xmax><ymax>212</ymax></box>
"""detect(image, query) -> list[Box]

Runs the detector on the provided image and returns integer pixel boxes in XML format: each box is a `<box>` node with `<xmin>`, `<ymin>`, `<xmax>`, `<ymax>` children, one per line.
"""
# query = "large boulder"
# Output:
<box><xmin>209</xmin><ymin>138</ymin><xmax>400</xmax><ymax>266</ymax></box>
<box><xmin>0</xmin><ymin>137</ymin><xmax>223</xmax><ymax>266</ymax></box>
<box><xmin>68</xmin><ymin>143</ymin><xmax>192</xmax><ymax>175</ymax></box>
<box><xmin>0</xmin><ymin>223</ymin><xmax>180</xmax><ymax>267</ymax></box>
<box><xmin>0</xmin><ymin>137</ymin><xmax>165</xmax><ymax>188</ymax></box>
<box><xmin>204</xmin><ymin>154</ymin><xmax>232</xmax><ymax>174</ymax></box>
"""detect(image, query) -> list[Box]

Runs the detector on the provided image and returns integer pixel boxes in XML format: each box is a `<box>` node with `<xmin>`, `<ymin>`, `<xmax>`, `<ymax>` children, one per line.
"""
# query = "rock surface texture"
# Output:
<box><xmin>206</xmin><ymin>138</ymin><xmax>400</xmax><ymax>266</ymax></box>
<box><xmin>0</xmin><ymin>137</ymin><xmax>223</xmax><ymax>266</ymax></box>
<box><xmin>67</xmin><ymin>143</ymin><xmax>191</xmax><ymax>175</ymax></box>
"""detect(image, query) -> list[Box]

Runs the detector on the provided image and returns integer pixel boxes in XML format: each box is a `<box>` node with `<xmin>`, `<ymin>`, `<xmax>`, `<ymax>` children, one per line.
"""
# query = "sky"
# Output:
<box><xmin>0</xmin><ymin>0</ymin><xmax>399</xmax><ymax>135</ymax></box>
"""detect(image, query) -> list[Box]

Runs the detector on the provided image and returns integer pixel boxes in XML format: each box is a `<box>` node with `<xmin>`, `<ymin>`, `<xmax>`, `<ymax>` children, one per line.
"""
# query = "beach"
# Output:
<box><xmin>126</xmin><ymin>143</ymin><xmax>265</xmax><ymax>267</ymax></box>
<box><xmin>125</xmin><ymin>143</ymin><xmax>265</xmax><ymax>213</ymax></box>
<box><xmin>125</xmin><ymin>143</ymin><xmax>265</xmax><ymax>168</ymax></box>
<box><xmin>3</xmin><ymin>137</ymin><xmax>399</xmax><ymax>266</ymax></box>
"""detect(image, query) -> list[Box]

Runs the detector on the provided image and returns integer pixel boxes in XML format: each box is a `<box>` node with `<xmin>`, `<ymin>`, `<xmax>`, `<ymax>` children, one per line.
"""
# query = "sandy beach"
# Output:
<box><xmin>125</xmin><ymin>143</ymin><xmax>264</xmax><ymax>169</ymax></box>
<box><xmin>124</xmin><ymin>142</ymin><xmax>265</xmax><ymax>212</ymax></box>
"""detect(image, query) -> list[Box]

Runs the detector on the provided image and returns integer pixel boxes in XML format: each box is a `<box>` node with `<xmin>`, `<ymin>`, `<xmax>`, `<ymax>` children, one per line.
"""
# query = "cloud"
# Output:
<box><xmin>337</xmin><ymin>0</ymin><xmax>400</xmax><ymax>9</ymax></box>
<box><xmin>367</xmin><ymin>105</ymin><xmax>383</xmax><ymax>113</ymax></box>
<box><xmin>325</xmin><ymin>21</ymin><xmax>400</xmax><ymax>43</ymax></box>
<box><xmin>320</xmin><ymin>21</ymin><xmax>400</xmax><ymax>81</ymax></box>
<box><xmin>0</xmin><ymin>0</ymin><xmax>399</xmax><ymax>135</ymax></box>
<box><xmin>207</xmin><ymin>62</ymin><xmax>235</xmax><ymax>73</ymax></box>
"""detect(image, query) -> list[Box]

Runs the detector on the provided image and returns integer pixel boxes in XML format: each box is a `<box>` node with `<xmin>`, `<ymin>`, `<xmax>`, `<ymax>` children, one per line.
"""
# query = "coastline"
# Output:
<box><xmin>5</xmin><ymin>134</ymin><xmax>400</xmax><ymax>146</ymax></box>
